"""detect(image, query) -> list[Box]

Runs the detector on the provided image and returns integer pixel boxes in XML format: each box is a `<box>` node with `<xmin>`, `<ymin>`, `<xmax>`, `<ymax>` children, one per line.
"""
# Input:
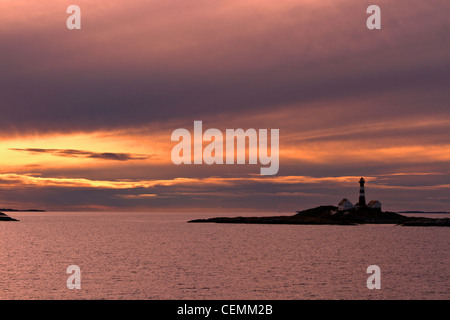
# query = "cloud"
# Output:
<box><xmin>10</xmin><ymin>148</ymin><xmax>151</xmax><ymax>161</ymax></box>
<box><xmin>114</xmin><ymin>194</ymin><xmax>159</xmax><ymax>199</ymax></box>
<box><xmin>1</xmin><ymin>172</ymin><xmax>450</xmax><ymax>212</ymax></box>
<box><xmin>0</xmin><ymin>0</ymin><xmax>449</xmax><ymax>135</ymax></box>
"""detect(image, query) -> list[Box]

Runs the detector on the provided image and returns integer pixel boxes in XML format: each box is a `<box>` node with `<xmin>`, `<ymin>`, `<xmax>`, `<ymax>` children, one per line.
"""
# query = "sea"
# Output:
<box><xmin>0</xmin><ymin>211</ymin><xmax>448</xmax><ymax>300</ymax></box>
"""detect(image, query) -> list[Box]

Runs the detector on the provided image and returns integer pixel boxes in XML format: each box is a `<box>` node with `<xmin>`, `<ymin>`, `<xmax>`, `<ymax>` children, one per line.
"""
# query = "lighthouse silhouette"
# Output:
<box><xmin>358</xmin><ymin>177</ymin><xmax>367</xmax><ymax>207</ymax></box>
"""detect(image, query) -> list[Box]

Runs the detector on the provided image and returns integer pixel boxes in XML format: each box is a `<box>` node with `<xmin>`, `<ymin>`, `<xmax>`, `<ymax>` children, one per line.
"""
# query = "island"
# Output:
<box><xmin>188</xmin><ymin>205</ymin><xmax>449</xmax><ymax>227</ymax></box>
<box><xmin>0</xmin><ymin>212</ymin><xmax>19</xmax><ymax>221</ymax></box>
<box><xmin>189</xmin><ymin>178</ymin><xmax>449</xmax><ymax>227</ymax></box>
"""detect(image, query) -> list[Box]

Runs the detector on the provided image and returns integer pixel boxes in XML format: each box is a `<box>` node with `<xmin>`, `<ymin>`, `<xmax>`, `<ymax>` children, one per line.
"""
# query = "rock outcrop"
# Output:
<box><xmin>0</xmin><ymin>212</ymin><xmax>19</xmax><ymax>221</ymax></box>
<box><xmin>188</xmin><ymin>206</ymin><xmax>449</xmax><ymax>227</ymax></box>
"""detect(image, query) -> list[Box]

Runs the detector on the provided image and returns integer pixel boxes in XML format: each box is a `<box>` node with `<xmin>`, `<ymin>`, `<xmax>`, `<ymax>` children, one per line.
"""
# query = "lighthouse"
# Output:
<box><xmin>358</xmin><ymin>177</ymin><xmax>367</xmax><ymax>207</ymax></box>
<box><xmin>338</xmin><ymin>177</ymin><xmax>382</xmax><ymax>212</ymax></box>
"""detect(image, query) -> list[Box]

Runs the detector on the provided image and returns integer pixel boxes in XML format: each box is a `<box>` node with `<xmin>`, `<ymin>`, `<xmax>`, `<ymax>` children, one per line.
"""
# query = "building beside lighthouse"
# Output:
<box><xmin>368</xmin><ymin>200</ymin><xmax>382</xmax><ymax>211</ymax></box>
<box><xmin>338</xmin><ymin>177</ymin><xmax>381</xmax><ymax>212</ymax></box>
<box><xmin>338</xmin><ymin>198</ymin><xmax>354</xmax><ymax>211</ymax></box>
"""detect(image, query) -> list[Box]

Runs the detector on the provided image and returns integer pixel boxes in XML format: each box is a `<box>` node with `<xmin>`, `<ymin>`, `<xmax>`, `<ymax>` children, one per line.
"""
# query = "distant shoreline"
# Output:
<box><xmin>399</xmin><ymin>211</ymin><xmax>450</xmax><ymax>214</ymax></box>
<box><xmin>0</xmin><ymin>208</ymin><xmax>46</xmax><ymax>212</ymax></box>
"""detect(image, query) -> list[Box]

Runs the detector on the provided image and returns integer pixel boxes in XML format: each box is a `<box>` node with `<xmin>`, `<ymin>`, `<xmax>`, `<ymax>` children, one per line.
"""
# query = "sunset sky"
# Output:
<box><xmin>1</xmin><ymin>0</ymin><xmax>449</xmax><ymax>212</ymax></box>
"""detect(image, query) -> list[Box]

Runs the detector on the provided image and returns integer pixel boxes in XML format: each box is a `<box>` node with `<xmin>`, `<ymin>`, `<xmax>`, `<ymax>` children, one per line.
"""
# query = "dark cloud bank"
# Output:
<box><xmin>0</xmin><ymin>0</ymin><xmax>449</xmax><ymax>134</ymax></box>
<box><xmin>10</xmin><ymin>148</ymin><xmax>150</xmax><ymax>161</ymax></box>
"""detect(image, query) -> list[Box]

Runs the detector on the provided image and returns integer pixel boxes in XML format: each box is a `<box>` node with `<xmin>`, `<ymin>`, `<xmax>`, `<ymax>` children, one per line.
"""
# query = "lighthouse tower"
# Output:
<box><xmin>358</xmin><ymin>177</ymin><xmax>367</xmax><ymax>207</ymax></box>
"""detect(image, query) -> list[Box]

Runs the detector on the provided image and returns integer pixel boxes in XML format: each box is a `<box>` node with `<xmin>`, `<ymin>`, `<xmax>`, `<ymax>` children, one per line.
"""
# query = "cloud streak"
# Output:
<box><xmin>1</xmin><ymin>172</ymin><xmax>450</xmax><ymax>212</ymax></box>
<box><xmin>10</xmin><ymin>148</ymin><xmax>151</xmax><ymax>161</ymax></box>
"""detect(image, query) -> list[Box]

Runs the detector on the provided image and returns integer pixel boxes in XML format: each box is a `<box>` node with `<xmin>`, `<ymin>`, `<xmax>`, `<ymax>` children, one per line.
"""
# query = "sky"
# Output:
<box><xmin>0</xmin><ymin>0</ymin><xmax>449</xmax><ymax>212</ymax></box>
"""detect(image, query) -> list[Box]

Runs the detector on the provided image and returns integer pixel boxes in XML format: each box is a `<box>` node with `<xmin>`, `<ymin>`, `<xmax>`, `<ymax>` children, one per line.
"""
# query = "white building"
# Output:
<box><xmin>338</xmin><ymin>198</ymin><xmax>354</xmax><ymax>211</ymax></box>
<box><xmin>368</xmin><ymin>200</ymin><xmax>382</xmax><ymax>211</ymax></box>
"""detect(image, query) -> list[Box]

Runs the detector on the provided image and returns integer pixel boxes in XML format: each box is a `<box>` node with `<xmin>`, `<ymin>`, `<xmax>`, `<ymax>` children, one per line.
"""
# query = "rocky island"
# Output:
<box><xmin>188</xmin><ymin>205</ymin><xmax>450</xmax><ymax>227</ymax></box>
<box><xmin>0</xmin><ymin>212</ymin><xmax>19</xmax><ymax>221</ymax></box>
<box><xmin>188</xmin><ymin>177</ymin><xmax>449</xmax><ymax>227</ymax></box>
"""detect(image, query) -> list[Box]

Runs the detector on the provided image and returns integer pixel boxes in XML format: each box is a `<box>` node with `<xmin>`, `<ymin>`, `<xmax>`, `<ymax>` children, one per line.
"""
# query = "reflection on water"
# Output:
<box><xmin>0</xmin><ymin>211</ymin><xmax>449</xmax><ymax>299</ymax></box>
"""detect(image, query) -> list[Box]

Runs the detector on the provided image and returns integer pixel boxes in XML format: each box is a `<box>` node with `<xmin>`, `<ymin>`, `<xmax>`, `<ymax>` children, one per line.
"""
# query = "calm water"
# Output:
<box><xmin>0</xmin><ymin>211</ymin><xmax>448</xmax><ymax>300</ymax></box>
